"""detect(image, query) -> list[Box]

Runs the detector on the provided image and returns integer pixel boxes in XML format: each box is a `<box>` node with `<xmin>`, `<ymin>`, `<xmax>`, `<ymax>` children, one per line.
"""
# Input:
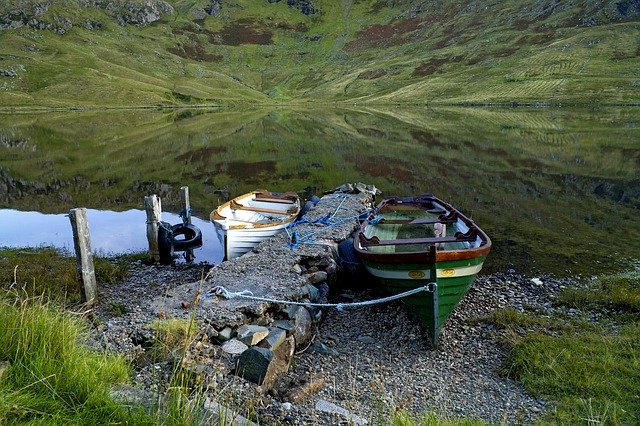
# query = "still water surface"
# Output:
<box><xmin>0</xmin><ymin>106</ymin><xmax>638</xmax><ymax>275</ymax></box>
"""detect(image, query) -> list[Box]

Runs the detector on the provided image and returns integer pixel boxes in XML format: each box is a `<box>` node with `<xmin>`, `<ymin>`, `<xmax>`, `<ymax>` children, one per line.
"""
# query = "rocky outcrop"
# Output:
<box><xmin>0</xmin><ymin>0</ymin><xmax>174</xmax><ymax>31</ymax></box>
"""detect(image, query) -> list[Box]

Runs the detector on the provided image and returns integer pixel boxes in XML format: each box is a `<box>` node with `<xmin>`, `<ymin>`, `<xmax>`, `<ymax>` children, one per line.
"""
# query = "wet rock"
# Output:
<box><xmin>221</xmin><ymin>338</ymin><xmax>248</xmax><ymax>355</ymax></box>
<box><xmin>237</xmin><ymin>324</ymin><xmax>269</xmax><ymax>346</ymax></box>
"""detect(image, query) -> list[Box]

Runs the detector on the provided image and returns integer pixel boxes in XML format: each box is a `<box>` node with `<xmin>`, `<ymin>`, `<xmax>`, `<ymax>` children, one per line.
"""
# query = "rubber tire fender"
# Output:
<box><xmin>171</xmin><ymin>223</ymin><xmax>203</xmax><ymax>251</ymax></box>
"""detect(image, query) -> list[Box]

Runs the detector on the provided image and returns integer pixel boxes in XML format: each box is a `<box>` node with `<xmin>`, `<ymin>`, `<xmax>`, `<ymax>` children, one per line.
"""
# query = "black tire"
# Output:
<box><xmin>171</xmin><ymin>223</ymin><xmax>203</xmax><ymax>251</ymax></box>
<box><xmin>158</xmin><ymin>221</ymin><xmax>174</xmax><ymax>264</ymax></box>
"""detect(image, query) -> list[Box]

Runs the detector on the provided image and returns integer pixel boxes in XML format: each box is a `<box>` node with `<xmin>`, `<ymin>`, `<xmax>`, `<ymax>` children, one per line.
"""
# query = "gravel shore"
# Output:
<box><xmin>89</xmin><ymin>260</ymin><xmax>571</xmax><ymax>425</ymax></box>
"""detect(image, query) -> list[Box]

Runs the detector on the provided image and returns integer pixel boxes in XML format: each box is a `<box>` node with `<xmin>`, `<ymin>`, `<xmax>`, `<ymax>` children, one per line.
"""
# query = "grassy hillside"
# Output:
<box><xmin>0</xmin><ymin>0</ymin><xmax>638</xmax><ymax>108</ymax></box>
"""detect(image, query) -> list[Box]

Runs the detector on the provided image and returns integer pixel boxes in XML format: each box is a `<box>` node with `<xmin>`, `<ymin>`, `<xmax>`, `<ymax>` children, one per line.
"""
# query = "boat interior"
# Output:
<box><xmin>362</xmin><ymin>200</ymin><xmax>482</xmax><ymax>253</ymax></box>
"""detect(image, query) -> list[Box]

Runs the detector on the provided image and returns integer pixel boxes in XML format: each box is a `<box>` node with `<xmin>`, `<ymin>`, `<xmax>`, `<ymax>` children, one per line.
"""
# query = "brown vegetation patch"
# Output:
<box><xmin>347</xmin><ymin>154</ymin><xmax>413</xmax><ymax>182</ymax></box>
<box><xmin>209</xmin><ymin>19</ymin><xmax>274</xmax><ymax>46</ymax></box>
<box><xmin>411</xmin><ymin>56</ymin><xmax>462</xmax><ymax>77</ymax></box>
<box><xmin>410</xmin><ymin>130</ymin><xmax>449</xmax><ymax>149</ymax></box>
<box><xmin>168</xmin><ymin>43</ymin><xmax>222</xmax><ymax>62</ymax></box>
<box><xmin>514</xmin><ymin>31</ymin><xmax>555</xmax><ymax>47</ymax></box>
<box><xmin>219</xmin><ymin>160</ymin><xmax>277</xmax><ymax>181</ymax></box>
<box><xmin>357</xmin><ymin>69</ymin><xmax>388</xmax><ymax>80</ymax></box>
<box><xmin>176</xmin><ymin>146</ymin><xmax>227</xmax><ymax>166</ymax></box>
<box><xmin>345</xmin><ymin>18</ymin><xmax>420</xmax><ymax>52</ymax></box>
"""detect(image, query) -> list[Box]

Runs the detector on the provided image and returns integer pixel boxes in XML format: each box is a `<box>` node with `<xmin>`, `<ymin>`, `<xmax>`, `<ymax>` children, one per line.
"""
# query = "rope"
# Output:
<box><xmin>208</xmin><ymin>284</ymin><xmax>436</xmax><ymax>311</ymax></box>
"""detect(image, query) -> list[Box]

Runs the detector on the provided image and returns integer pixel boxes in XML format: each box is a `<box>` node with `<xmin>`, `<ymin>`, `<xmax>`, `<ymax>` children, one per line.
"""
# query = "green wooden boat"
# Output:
<box><xmin>353</xmin><ymin>194</ymin><xmax>491</xmax><ymax>347</ymax></box>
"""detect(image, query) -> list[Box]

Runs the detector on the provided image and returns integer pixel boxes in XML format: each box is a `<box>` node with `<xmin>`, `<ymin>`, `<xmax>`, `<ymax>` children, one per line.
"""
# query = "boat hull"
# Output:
<box><xmin>353</xmin><ymin>194</ymin><xmax>491</xmax><ymax>347</ymax></box>
<box><xmin>211</xmin><ymin>190</ymin><xmax>300</xmax><ymax>260</ymax></box>
<box><xmin>362</xmin><ymin>256</ymin><xmax>486</xmax><ymax>346</ymax></box>
<box><xmin>216</xmin><ymin>221</ymin><xmax>292</xmax><ymax>260</ymax></box>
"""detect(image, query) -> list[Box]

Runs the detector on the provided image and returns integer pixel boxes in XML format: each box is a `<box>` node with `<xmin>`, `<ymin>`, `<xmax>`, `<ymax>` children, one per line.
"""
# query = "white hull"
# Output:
<box><xmin>210</xmin><ymin>190</ymin><xmax>300</xmax><ymax>260</ymax></box>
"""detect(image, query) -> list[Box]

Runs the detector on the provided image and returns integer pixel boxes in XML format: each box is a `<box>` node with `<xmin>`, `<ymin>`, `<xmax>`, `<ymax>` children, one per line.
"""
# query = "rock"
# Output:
<box><xmin>306</xmin><ymin>271</ymin><xmax>327</xmax><ymax>284</ymax></box>
<box><xmin>531</xmin><ymin>278</ymin><xmax>543</xmax><ymax>286</ymax></box>
<box><xmin>204</xmin><ymin>0</ymin><xmax>221</xmax><ymax>16</ymax></box>
<box><xmin>217</xmin><ymin>326</ymin><xmax>233</xmax><ymax>342</ymax></box>
<box><xmin>315</xmin><ymin>399</ymin><xmax>368</xmax><ymax>425</ymax></box>
<box><xmin>259</xmin><ymin>327</ymin><xmax>287</xmax><ymax>351</ymax></box>
<box><xmin>291</xmin><ymin>264</ymin><xmax>303</xmax><ymax>274</ymax></box>
<box><xmin>221</xmin><ymin>338</ymin><xmax>248</xmax><ymax>355</ymax></box>
<box><xmin>357</xmin><ymin>335</ymin><xmax>375</xmax><ymax>344</ymax></box>
<box><xmin>308</xmin><ymin>341</ymin><xmax>338</xmax><ymax>356</ymax></box>
<box><xmin>109</xmin><ymin>385</ymin><xmax>156</xmax><ymax>412</ymax></box>
<box><xmin>235</xmin><ymin>347</ymin><xmax>274</xmax><ymax>385</ymax></box>
<box><xmin>237</xmin><ymin>324</ymin><xmax>269</xmax><ymax>346</ymax></box>
<box><xmin>290</xmin><ymin>306</ymin><xmax>313</xmax><ymax>349</ymax></box>
<box><xmin>282</xmin><ymin>402</ymin><xmax>293</xmax><ymax>411</ymax></box>
<box><xmin>306</xmin><ymin>284</ymin><xmax>320</xmax><ymax>302</ymax></box>
<box><xmin>205</xmin><ymin>326</ymin><xmax>218</xmax><ymax>341</ymax></box>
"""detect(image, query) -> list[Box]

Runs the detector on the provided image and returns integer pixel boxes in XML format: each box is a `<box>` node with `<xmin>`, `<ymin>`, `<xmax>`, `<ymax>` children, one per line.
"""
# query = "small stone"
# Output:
<box><xmin>222</xmin><ymin>339</ymin><xmax>248</xmax><ymax>355</ymax></box>
<box><xmin>306</xmin><ymin>271</ymin><xmax>327</xmax><ymax>284</ymax></box>
<box><xmin>237</xmin><ymin>324</ymin><xmax>269</xmax><ymax>346</ymax></box>
<box><xmin>531</xmin><ymin>278</ymin><xmax>543</xmax><ymax>286</ymax></box>
<box><xmin>291</xmin><ymin>306</ymin><xmax>312</xmax><ymax>349</ymax></box>
<box><xmin>309</xmin><ymin>341</ymin><xmax>338</xmax><ymax>356</ymax></box>
<box><xmin>357</xmin><ymin>335</ymin><xmax>376</xmax><ymax>344</ymax></box>
<box><xmin>282</xmin><ymin>402</ymin><xmax>293</xmax><ymax>411</ymax></box>
<box><xmin>291</xmin><ymin>264</ymin><xmax>303</xmax><ymax>274</ymax></box>
<box><xmin>315</xmin><ymin>399</ymin><xmax>367</xmax><ymax>425</ymax></box>
<box><xmin>217</xmin><ymin>326</ymin><xmax>234</xmax><ymax>342</ymax></box>
<box><xmin>0</xmin><ymin>361</ymin><xmax>9</xmax><ymax>380</ymax></box>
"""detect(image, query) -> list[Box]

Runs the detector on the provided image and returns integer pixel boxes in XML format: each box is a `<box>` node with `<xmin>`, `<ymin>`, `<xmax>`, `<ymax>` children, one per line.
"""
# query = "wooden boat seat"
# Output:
<box><xmin>359</xmin><ymin>229</ymin><xmax>478</xmax><ymax>247</ymax></box>
<box><xmin>230</xmin><ymin>200</ymin><xmax>293</xmax><ymax>215</ymax></box>
<box><xmin>376</xmin><ymin>211</ymin><xmax>458</xmax><ymax>225</ymax></box>
<box><xmin>253</xmin><ymin>195</ymin><xmax>296</xmax><ymax>204</ymax></box>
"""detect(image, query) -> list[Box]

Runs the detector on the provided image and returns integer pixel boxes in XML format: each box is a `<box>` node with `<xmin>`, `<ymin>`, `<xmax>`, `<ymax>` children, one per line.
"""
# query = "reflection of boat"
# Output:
<box><xmin>210</xmin><ymin>190</ymin><xmax>301</xmax><ymax>260</ymax></box>
<box><xmin>353</xmin><ymin>194</ymin><xmax>491</xmax><ymax>346</ymax></box>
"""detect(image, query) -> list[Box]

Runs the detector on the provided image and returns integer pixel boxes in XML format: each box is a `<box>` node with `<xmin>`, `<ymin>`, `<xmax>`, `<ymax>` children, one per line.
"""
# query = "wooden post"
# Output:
<box><xmin>180</xmin><ymin>186</ymin><xmax>195</xmax><ymax>262</ymax></box>
<box><xmin>68</xmin><ymin>208</ymin><xmax>97</xmax><ymax>304</ymax></box>
<box><xmin>180</xmin><ymin>186</ymin><xmax>192</xmax><ymax>225</ymax></box>
<box><xmin>145</xmin><ymin>194</ymin><xmax>162</xmax><ymax>262</ymax></box>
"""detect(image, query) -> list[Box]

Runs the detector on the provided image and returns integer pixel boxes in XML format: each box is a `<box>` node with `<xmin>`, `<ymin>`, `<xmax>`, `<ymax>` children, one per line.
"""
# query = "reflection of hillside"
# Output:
<box><xmin>0</xmin><ymin>107</ymin><xmax>639</xmax><ymax>276</ymax></box>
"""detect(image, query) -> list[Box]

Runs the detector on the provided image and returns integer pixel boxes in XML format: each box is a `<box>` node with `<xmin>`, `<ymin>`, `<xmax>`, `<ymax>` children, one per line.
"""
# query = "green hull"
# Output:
<box><xmin>363</xmin><ymin>256</ymin><xmax>486</xmax><ymax>346</ymax></box>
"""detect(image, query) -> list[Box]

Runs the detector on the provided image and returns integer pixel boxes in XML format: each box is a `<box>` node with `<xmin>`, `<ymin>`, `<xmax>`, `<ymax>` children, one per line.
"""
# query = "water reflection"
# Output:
<box><xmin>0</xmin><ymin>106</ymin><xmax>638</xmax><ymax>275</ymax></box>
<box><xmin>0</xmin><ymin>209</ymin><xmax>223</xmax><ymax>264</ymax></box>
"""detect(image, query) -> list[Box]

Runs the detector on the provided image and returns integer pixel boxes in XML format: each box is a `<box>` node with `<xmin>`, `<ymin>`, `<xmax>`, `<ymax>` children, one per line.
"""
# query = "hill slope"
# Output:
<box><xmin>0</xmin><ymin>0</ymin><xmax>639</xmax><ymax>107</ymax></box>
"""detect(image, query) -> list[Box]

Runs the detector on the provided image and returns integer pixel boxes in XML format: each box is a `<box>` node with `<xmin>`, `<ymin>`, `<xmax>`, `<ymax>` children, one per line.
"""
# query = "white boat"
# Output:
<box><xmin>210</xmin><ymin>190</ymin><xmax>301</xmax><ymax>260</ymax></box>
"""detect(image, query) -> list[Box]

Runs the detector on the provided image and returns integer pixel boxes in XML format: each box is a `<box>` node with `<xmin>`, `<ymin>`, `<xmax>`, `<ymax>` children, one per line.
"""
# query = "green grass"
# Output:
<box><xmin>392</xmin><ymin>411</ymin><xmax>486</xmax><ymax>426</ymax></box>
<box><xmin>0</xmin><ymin>247</ymin><xmax>130</xmax><ymax>304</ymax></box>
<box><xmin>502</xmin><ymin>271</ymin><xmax>640</xmax><ymax>425</ymax></box>
<box><xmin>0</xmin><ymin>295</ymin><xmax>144</xmax><ymax>424</ymax></box>
<box><xmin>0</xmin><ymin>0</ymin><xmax>639</xmax><ymax>108</ymax></box>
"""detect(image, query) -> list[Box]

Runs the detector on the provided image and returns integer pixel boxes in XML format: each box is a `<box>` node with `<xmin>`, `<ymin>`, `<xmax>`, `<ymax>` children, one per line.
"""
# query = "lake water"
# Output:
<box><xmin>0</xmin><ymin>106</ymin><xmax>638</xmax><ymax>275</ymax></box>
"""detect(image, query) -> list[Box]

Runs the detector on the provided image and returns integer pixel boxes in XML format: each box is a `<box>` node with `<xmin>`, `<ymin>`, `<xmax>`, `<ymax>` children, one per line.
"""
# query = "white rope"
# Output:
<box><xmin>208</xmin><ymin>284</ymin><xmax>436</xmax><ymax>311</ymax></box>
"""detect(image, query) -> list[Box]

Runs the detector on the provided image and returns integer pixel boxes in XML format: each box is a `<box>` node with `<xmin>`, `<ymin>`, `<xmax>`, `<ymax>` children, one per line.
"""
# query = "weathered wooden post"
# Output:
<box><xmin>145</xmin><ymin>194</ymin><xmax>162</xmax><ymax>262</ymax></box>
<box><xmin>68</xmin><ymin>208</ymin><xmax>97</xmax><ymax>304</ymax></box>
<box><xmin>180</xmin><ymin>186</ymin><xmax>195</xmax><ymax>262</ymax></box>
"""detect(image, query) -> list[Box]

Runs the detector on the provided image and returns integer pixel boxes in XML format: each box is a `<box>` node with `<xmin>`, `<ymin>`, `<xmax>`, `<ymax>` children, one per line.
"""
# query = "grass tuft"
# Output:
<box><xmin>0</xmin><ymin>295</ymin><xmax>144</xmax><ymax>424</ymax></box>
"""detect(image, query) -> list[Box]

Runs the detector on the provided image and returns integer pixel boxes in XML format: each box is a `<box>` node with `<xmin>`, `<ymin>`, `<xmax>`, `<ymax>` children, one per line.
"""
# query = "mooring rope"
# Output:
<box><xmin>208</xmin><ymin>284</ymin><xmax>436</xmax><ymax>311</ymax></box>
